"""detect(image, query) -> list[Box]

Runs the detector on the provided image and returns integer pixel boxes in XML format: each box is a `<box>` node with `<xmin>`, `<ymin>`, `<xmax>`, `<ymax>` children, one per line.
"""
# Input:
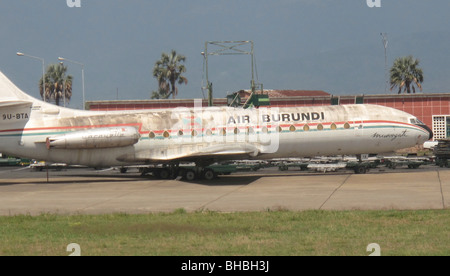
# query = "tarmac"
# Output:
<box><xmin>0</xmin><ymin>166</ymin><xmax>448</xmax><ymax>215</ymax></box>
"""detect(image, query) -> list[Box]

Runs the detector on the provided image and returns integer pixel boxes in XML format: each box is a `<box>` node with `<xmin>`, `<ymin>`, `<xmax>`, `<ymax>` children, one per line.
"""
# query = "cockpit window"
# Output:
<box><xmin>410</xmin><ymin>117</ymin><xmax>424</xmax><ymax>125</ymax></box>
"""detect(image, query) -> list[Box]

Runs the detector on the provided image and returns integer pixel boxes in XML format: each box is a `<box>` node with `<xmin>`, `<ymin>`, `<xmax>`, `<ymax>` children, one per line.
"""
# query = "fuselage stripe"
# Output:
<box><xmin>0</xmin><ymin>120</ymin><xmax>428</xmax><ymax>138</ymax></box>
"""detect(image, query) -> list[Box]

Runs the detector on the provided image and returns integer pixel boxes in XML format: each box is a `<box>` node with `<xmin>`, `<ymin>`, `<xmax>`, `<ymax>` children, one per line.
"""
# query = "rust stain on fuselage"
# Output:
<box><xmin>46</xmin><ymin>104</ymin><xmax>409</xmax><ymax>135</ymax></box>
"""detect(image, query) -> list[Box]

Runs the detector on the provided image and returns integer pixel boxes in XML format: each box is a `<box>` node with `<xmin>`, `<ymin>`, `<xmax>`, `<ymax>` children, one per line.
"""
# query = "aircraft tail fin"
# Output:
<box><xmin>0</xmin><ymin>71</ymin><xmax>37</xmax><ymax>104</ymax></box>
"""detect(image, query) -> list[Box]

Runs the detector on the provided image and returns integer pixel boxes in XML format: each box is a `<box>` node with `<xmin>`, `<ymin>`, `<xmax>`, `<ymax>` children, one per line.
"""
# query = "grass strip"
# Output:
<box><xmin>0</xmin><ymin>209</ymin><xmax>449</xmax><ymax>256</ymax></box>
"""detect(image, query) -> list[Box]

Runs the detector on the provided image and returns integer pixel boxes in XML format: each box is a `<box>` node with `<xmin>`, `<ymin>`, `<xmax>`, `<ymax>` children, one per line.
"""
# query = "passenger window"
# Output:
<box><xmin>303</xmin><ymin>124</ymin><xmax>310</xmax><ymax>131</ymax></box>
<box><xmin>261</xmin><ymin>126</ymin><xmax>268</xmax><ymax>133</ymax></box>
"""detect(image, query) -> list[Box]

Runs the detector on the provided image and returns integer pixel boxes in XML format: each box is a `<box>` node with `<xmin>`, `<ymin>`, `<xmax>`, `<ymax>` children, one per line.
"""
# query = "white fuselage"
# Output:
<box><xmin>0</xmin><ymin>70</ymin><xmax>431</xmax><ymax>167</ymax></box>
<box><xmin>0</xmin><ymin>101</ymin><xmax>430</xmax><ymax>167</ymax></box>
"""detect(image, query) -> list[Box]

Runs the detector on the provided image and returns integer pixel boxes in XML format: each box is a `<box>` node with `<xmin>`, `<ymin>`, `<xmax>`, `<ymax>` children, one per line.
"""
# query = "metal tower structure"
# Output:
<box><xmin>201</xmin><ymin>40</ymin><xmax>259</xmax><ymax>107</ymax></box>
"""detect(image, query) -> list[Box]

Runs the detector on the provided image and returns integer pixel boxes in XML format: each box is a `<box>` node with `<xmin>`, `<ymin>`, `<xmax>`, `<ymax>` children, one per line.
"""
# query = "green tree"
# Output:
<box><xmin>39</xmin><ymin>64</ymin><xmax>73</xmax><ymax>106</ymax></box>
<box><xmin>152</xmin><ymin>50</ymin><xmax>188</xmax><ymax>99</ymax></box>
<box><xmin>389</xmin><ymin>55</ymin><xmax>424</xmax><ymax>94</ymax></box>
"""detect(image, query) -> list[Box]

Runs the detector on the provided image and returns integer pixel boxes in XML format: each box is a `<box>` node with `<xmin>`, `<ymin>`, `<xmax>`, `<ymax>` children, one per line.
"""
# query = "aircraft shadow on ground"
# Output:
<box><xmin>70</xmin><ymin>172</ymin><xmax>264</xmax><ymax>186</ymax></box>
<box><xmin>0</xmin><ymin>177</ymin><xmax>142</xmax><ymax>186</ymax></box>
<box><xmin>0</xmin><ymin>166</ymin><xmax>442</xmax><ymax>187</ymax></box>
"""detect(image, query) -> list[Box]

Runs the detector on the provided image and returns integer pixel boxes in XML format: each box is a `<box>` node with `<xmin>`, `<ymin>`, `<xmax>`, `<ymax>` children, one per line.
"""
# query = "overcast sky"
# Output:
<box><xmin>1</xmin><ymin>0</ymin><xmax>449</xmax><ymax>109</ymax></box>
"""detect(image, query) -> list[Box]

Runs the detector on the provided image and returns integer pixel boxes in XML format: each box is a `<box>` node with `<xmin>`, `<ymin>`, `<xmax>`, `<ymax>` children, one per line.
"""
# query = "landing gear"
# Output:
<box><xmin>354</xmin><ymin>165</ymin><xmax>367</xmax><ymax>174</ymax></box>
<box><xmin>181</xmin><ymin>167</ymin><xmax>217</xmax><ymax>181</ymax></box>
<box><xmin>141</xmin><ymin>163</ymin><xmax>218</xmax><ymax>181</ymax></box>
<box><xmin>202</xmin><ymin>168</ymin><xmax>216</xmax><ymax>181</ymax></box>
<box><xmin>158</xmin><ymin>168</ymin><xmax>170</xmax><ymax>179</ymax></box>
<box><xmin>183</xmin><ymin>169</ymin><xmax>197</xmax><ymax>181</ymax></box>
<box><xmin>120</xmin><ymin>167</ymin><xmax>128</xmax><ymax>174</ymax></box>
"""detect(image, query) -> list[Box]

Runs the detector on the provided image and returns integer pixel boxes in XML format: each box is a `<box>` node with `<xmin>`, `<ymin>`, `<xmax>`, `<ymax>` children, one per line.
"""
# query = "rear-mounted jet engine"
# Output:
<box><xmin>46</xmin><ymin>126</ymin><xmax>140</xmax><ymax>149</ymax></box>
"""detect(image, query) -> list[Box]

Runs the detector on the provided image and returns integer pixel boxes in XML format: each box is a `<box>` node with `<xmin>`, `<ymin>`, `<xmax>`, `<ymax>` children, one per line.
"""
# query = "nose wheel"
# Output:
<box><xmin>354</xmin><ymin>165</ymin><xmax>367</xmax><ymax>174</ymax></box>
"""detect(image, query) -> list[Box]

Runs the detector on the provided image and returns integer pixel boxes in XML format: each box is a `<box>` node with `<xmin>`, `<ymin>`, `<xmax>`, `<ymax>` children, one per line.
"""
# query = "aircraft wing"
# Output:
<box><xmin>117</xmin><ymin>142</ymin><xmax>260</xmax><ymax>164</ymax></box>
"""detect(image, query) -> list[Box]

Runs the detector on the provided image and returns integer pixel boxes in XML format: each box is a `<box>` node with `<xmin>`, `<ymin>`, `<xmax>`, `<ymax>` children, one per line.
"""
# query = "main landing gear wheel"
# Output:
<box><xmin>156</xmin><ymin>169</ymin><xmax>170</xmax><ymax>179</ymax></box>
<box><xmin>120</xmin><ymin>167</ymin><xmax>128</xmax><ymax>174</ymax></box>
<box><xmin>183</xmin><ymin>169</ymin><xmax>197</xmax><ymax>181</ymax></box>
<box><xmin>202</xmin><ymin>168</ymin><xmax>216</xmax><ymax>181</ymax></box>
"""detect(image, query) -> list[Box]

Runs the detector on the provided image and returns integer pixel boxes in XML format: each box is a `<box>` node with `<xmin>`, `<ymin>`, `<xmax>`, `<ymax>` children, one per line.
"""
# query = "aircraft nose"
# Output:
<box><xmin>418</xmin><ymin>124</ymin><xmax>433</xmax><ymax>141</ymax></box>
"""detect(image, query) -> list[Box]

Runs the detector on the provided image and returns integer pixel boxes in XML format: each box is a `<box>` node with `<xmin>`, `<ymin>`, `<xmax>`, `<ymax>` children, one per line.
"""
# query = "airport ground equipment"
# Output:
<box><xmin>277</xmin><ymin>161</ymin><xmax>309</xmax><ymax>171</ymax></box>
<box><xmin>434</xmin><ymin>139</ymin><xmax>450</xmax><ymax>167</ymax></box>
<box><xmin>0</xmin><ymin>157</ymin><xmax>30</xmax><ymax>166</ymax></box>
<box><xmin>0</xmin><ymin>157</ymin><xmax>23</xmax><ymax>166</ymax></box>
<box><xmin>383</xmin><ymin>155</ymin><xmax>433</xmax><ymax>169</ymax></box>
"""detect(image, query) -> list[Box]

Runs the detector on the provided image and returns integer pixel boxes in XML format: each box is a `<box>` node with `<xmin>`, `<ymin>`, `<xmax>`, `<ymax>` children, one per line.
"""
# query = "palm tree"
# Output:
<box><xmin>39</xmin><ymin>64</ymin><xmax>73</xmax><ymax>106</ymax></box>
<box><xmin>152</xmin><ymin>50</ymin><xmax>188</xmax><ymax>99</ymax></box>
<box><xmin>389</xmin><ymin>55</ymin><xmax>424</xmax><ymax>94</ymax></box>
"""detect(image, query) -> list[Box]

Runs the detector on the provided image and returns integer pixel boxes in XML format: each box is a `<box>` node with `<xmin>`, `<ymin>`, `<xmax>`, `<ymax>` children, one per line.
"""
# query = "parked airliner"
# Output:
<box><xmin>0</xmin><ymin>71</ymin><xmax>432</xmax><ymax>179</ymax></box>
